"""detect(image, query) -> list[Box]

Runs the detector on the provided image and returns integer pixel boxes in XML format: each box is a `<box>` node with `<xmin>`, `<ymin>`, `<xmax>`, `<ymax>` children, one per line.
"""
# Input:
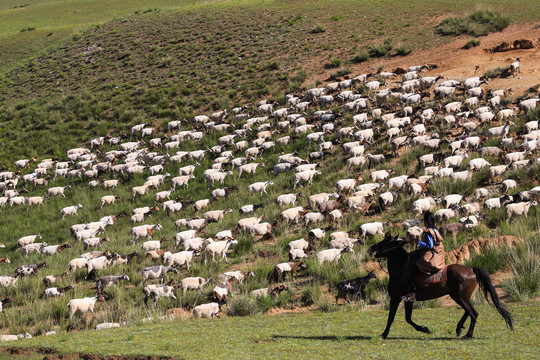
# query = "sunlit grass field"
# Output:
<box><xmin>7</xmin><ymin>301</ymin><xmax>539</xmax><ymax>359</ymax></box>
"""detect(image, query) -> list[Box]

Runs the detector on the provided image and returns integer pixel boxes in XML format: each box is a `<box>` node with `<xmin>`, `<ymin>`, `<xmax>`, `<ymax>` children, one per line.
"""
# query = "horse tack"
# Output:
<box><xmin>423</xmin><ymin>266</ymin><xmax>448</xmax><ymax>284</ymax></box>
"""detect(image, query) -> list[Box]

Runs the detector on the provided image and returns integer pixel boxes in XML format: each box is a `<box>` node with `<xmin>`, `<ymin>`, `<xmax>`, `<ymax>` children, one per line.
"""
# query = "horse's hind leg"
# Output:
<box><xmin>450</xmin><ymin>294</ymin><xmax>478</xmax><ymax>340</ymax></box>
<box><xmin>404</xmin><ymin>301</ymin><xmax>430</xmax><ymax>334</ymax></box>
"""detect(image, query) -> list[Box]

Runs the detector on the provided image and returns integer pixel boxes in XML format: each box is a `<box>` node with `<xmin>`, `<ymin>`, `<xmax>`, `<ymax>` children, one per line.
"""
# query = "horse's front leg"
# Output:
<box><xmin>381</xmin><ymin>297</ymin><xmax>401</xmax><ymax>339</ymax></box>
<box><xmin>404</xmin><ymin>301</ymin><xmax>430</xmax><ymax>334</ymax></box>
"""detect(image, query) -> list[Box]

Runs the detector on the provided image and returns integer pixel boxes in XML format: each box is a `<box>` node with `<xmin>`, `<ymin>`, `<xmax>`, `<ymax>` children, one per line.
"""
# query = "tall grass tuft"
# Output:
<box><xmin>369</xmin><ymin>39</ymin><xmax>393</xmax><ymax>57</ymax></box>
<box><xmin>226</xmin><ymin>294</ymin><xmax>261</xmax><ymax>316</ymax></box>
<box><xmin>484</xmin><ymin>66</ymin><xmax>510</xmax><ymax>79</ymax></box>
<box><xmin>503</xmin><ymin>239</ymin><xmax>540</xmax><ymax>301</ymax></box>
<box><xmin>436</xmin><ymin>11</ymin><xmax>510</xmax><ymax>37</ymax></box>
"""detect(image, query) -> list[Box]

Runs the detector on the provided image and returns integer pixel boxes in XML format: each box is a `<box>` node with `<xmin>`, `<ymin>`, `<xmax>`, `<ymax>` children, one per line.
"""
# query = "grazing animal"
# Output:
<box><xmin>336</xmin><ymin>271</ymin><xmax>377</xmax><ymax>303</ymax></box>
<box><xmin>42</xmin><ymin>285</ymin><xmax>74</xmax><ymax>299</ymax></box>
<box><xmin>15</xmin><ymin>262</ymin><xmax>49</xmax><ymax>277</ymax></box>
<box><xmin>43</xmin><ymin>272</ymin><xmax>70</xmax><ymax>286</ymax></box>
<box><xmin>67</xmin><ymin>296</ymin><xmax>105</xmax><ymax>318</ymax></box>
<box><xmin>96</xmin><ymin>274</ymin><xmax>130</xmax><ymax>294</ymax></box>
<box><xmin>193</xmin><ymin>302</ymin><xmax>220</xmax><ymax>319</ymax></box>
<box><xmin>141</xmin><ymin>265</ymin><xmax>179</xmax><ymax>284</ymax></box>
<box><xmin>274</xmin><ymin>261</ymin><xmax>307</xmax><ymax>281</ymax></box>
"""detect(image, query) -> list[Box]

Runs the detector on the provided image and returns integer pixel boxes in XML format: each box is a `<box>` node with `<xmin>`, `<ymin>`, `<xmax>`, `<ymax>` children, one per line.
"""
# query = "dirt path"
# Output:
<box><xmin>323</xmin><ymin>23</ymin><xmax>540</xmax><ymax>95</ymax></box>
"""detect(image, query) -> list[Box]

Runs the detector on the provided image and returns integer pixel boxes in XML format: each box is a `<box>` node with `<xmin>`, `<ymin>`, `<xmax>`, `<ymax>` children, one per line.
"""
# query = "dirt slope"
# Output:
<box><xmin>332</xmin><ymin>23</ymin><xmax>540</xmax><ymax>95</ymax></box>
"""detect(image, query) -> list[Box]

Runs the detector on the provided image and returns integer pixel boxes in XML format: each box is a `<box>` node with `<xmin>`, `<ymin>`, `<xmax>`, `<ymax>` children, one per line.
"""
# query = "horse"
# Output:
<box><xmin>369</xmin><ymin>233</ymin><xmax>513</xmax><ymax>340</ymax></box>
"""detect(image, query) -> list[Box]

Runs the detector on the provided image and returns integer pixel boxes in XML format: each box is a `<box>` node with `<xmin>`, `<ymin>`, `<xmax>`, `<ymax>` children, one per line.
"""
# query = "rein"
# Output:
<box><xmin>373</xmin><ymin>240</ymin><xmax>414</xmax><ymax>276</ymax></box>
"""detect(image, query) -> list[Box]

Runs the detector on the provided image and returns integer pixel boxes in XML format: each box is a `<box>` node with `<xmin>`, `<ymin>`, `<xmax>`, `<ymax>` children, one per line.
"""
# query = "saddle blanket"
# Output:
<box><xmin>424</xmin><ymin>266</ymin><xmax>448</xmax><ymax>284</ymax></box>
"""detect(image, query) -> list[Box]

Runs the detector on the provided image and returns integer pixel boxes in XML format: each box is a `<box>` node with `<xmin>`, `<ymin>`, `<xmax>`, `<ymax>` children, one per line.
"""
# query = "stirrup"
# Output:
<box><xmin>401</xmin><ymin>293</ymin><xmax>416</xmax><ymax>302</ymax></box>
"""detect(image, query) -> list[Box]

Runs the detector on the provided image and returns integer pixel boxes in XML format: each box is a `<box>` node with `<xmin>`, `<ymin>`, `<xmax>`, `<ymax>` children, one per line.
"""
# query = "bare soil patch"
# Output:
<box><xmin>0</xmin><ymin>347</ymin><xmax>178</xmax><ymax>360</ymax></box>
<box><xmin>335</xmin><ymin>23</ymin><xmax>540</xmax><ymax>95</ymax></box>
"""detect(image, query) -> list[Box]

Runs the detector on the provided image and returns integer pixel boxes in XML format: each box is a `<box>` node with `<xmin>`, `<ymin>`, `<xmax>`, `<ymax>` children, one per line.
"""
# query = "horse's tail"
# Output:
<box><xmin>473</xmin><ymin>267</ymin><xmax>513</xmax><ymax>330</ymax></box>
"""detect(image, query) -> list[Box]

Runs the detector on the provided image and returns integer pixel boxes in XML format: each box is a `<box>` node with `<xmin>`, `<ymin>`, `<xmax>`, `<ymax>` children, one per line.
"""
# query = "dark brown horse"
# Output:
<box><xmin>369</xmin><ymin>233</ymin><xmax>513</xmax><ymax>340</ymax></box>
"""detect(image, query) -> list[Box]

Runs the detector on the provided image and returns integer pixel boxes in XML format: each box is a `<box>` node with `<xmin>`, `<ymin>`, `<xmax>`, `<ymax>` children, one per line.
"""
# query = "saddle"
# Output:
<box><xmin>423</xmin><ymin>266</ymin><xmax>448</xmax><ymax>284</ymax></box>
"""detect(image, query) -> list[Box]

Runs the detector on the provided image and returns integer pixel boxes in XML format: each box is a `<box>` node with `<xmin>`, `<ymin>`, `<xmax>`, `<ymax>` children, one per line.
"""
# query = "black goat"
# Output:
<box><xmin>336</xmin><ymin>271</ymin><xmax>377</xmax><ymax>303</ymax></box>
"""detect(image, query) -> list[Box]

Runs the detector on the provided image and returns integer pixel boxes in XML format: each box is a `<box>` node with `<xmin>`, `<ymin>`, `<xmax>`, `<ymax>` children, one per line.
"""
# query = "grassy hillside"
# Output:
<box><xmin>1</xmin><ymin>0</ymin><xmax>539</xmax><ymax>163</ymax></box>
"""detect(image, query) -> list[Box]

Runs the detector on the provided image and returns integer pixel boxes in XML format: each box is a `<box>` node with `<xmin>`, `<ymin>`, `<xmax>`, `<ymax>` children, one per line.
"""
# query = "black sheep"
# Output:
<box><xmin>336</xmin><ymin>271</ymin><xmax>377</xmax><ymax>303</ymax></box>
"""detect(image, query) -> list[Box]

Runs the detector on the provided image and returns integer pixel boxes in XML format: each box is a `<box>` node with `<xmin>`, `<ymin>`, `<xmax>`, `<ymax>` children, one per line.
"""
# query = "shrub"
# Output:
<box><xmin>329</xmin><ymin>68</ymin><xmax>351</xmax><ymax>80</ymax></box>
<box><xmin>466</xmin><ymin>247</ymin><xmax>507</xmax><ymax>274</ymax></box>
<box><xmin>316</xmin><ymin>294</ymin><xmax>338</xmax><ymax>312</ymax></box>
<box><xmin>484</xmin><ymin>66</ymin><xmax>510</xmax><ymax>79</ymax></box>
<box><xmin>331</xmin><ymin>15</ymin><xmax>342</xmax><ymax>22</ymax></box>
<box><xmin>369</xmin><ymin>39</ymin><xmax>393</xmax><ymax>57</ymax></box>
<box><xmin>324</xmin><ymin>58</ymin><xmax>342</xmax><ymax>69</ymax></box>
<box><xmin>436</xmin><ymin>11</ymin><xmax>510</xmax><ymax>37</ymax></box>
<box><xmin>351</xmin><ymin>52</ymin><xmax>370</xmax><ymax>63</ymax></box>
<box><xmin>265</xmin><ymin>61</ymin><xmax>280</xmax><ymax>71</ymax></box>
<box><xmin>310</xmin><ymin>25</ymin><xmax>326</xmax><ymax>34</ymax></box>
<box><xmin>503</xmin><ymin>241</ymin><xmax>540</xmax><ymax>301</ymax></box>
<box><xmin>301</xmin><ymin>283</ymin><xmax>322</xmax><ymax>305</ymax></box>
<box><xmin>394</xmin><ymin>44</ymin><xmax>412</xmax><ymax>56</ymax></box>
<box><xmin>464</xmin><ymin>39</ymin><xmax>481</xmax><ymax>49</ymax></box>
<box><xmin>225</xmin><ymin>295</ymin><xmax>261</xmax><ymax>316</ymax></box>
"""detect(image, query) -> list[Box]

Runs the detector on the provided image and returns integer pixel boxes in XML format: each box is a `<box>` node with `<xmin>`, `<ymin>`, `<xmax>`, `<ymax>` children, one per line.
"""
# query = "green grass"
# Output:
<box><xmin>7</xmin><ymin>301</ymin><xmax>540</xmax><ymax>359</ymax></box>
<box><xmin>369</xmin><ymin>39</ymin><xmax>393</xmax><ymax>57</ymax></box>
<box><xmin>463</xmin><ymin>38</ymin><xmax>481</xmax><ymax>49</ymax></box>
<box><xmin>436</xmin><ymin>10</ymin><xmax>510</xmax><ymax>37</ymax></box>
<box><xmin>351</xmin><ymin>51</ymin><xmax>370</xmax><ymax>63</ymax></box>
<box><xmin>0</xmin><ymin>0</ymin><xmax>539</xmax><ymax>349</ymax></box>
<box><xmin>485</xmin><ymin>66</ymin><xmax>510</xmax><ymax>78</ymax></box>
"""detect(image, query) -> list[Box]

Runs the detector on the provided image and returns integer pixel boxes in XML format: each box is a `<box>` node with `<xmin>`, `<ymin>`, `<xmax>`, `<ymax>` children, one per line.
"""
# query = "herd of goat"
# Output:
<box><xmin>0</xmin><ymin>59</ymin><xmax>539</xmax><ymax>338</ymax></box>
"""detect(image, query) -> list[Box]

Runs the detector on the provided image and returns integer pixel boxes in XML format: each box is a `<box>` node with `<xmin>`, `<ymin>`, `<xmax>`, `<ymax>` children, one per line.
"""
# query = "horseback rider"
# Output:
<box><xmin>402</xmin><ymin>211</ymin><xmax>445</xmax><ymax>302</ymax></box>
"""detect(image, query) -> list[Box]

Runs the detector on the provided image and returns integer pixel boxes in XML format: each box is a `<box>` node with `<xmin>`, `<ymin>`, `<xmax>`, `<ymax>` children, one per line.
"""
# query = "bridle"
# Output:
<box><xmin>372</xmin><ymin>239</ymin><xmax>413</xmax><ymax>276</ymax></box>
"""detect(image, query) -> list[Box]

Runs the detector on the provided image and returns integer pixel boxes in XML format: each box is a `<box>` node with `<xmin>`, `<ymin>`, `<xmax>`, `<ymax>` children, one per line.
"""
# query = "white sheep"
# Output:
<box><xmin>468</xmin><ymin>158</ymin><xmax>491</xmax><ymax>171</ymax></box>
<box><xmin>294</xmin><ymin>170</ymin><xmax>321</xmax><ymax>188</ymax></box>
<box><xmin>336</xmin><ymin>178</ymin><xmax>358</xmax><ymax>192</ymax></box>
<box><xmin>17</xmin><ymin>234</ymin><xmax>42</xmax><ymax>247</ymax></box>
<box><xmin>130</xmin><ymin>224</ymin><xmax>162</xmax><ymax>242</ymax></box>
<box><xmin>329</xmin><ymin>237</ymin><xmax>359</xmax><ymax>249</ymax></box>
<box><xmin>67</xmin><ymin>296</ymin><xmax>102</xmax><ymax>318</ymax></box>
<box><xmin>280</xmin><ymin>207</ymin><xmax>306</xmax><ymax>224</ymax></box>
<box><xmin>247</xmin><ymin>181</ymin><xmax>274</xmax><ymax>195</ymax></box>
<box><xmin>346</xmin><ymin>156</ymin><xmax>367</xmax><ymax>171</ymax></box>
<box><xmin>164</xmin><ymin>250</ymin><xmax>196</xmax><ymax>270</ymax></box>
<box><xmin>83</xmin><ymin>237</ymin><xmax>110</xmax><ymax>250</ymax></box>
<box><xmin>21</xmin><ymin>242</ymin><xmax>48</xmax><ymax>256</ymax></box>
<box><xmin>204</xmin><ymin>171</ymin><xmax>233</xmax><ymax>186</ymax></box>
<box><xmin>275</xmin><ymin>193</ymin><xmax>298</xmax><ymax>206</ymax></box>
<box><xmin>443</xmin><ymin>153</ymin><xmax>468</xmax><ymax>168</ymax></box>
<box><xmin>412</xmin><ymin>197</ymin><xmax>438</xmax><ymax>217</ymax></box>
<box><xmin>100</xmin><ymin>195</ymin><xmax>121</xmax><ymax>209</ymax></box>
<box><xmin>193</xmin><ymin>302</ymin><xmax>220</xmax><ymax>319</ymax></box>
<box><xmin>450</xmin><ymin>170</ymin><xmax>471</xmax><ymax>181</ymax></box>
<box><xmin>316</xmin><ymin>247</ymin><xmax>353</xmax><ymax>265</ymax></box>
<box><xmin>46</xmin><ymin>186</ymin><xmax>71</xmax><ymax>197</ymax></box>
<box><xmin>204</xmin><ymin>239</ymin><xmax>238</xmax><ymax>263</ymax></box>
<box><xmin>74</xmin><ymin>227</ymin><xmax>104</xmax><ymax>241</ymax></box>
<box><xmin>488</xmin><ymin>165</ymin><xmax>508</xmax><ymax>178</ymax></box>
<box><xmin>68</xmin><ymin>258</ymin><xmax>88</xmax><ymax>270</ymax></box>
<box><xmin>194</xmin><ymin>199</ymin><xmax>211</xmax><ymax>212</ymax></box>
<box><xmin>61</xmin><ymin>203</ymin><xmax>83</xmax><ymax>219</ymax></box>
<box><xmin>505</xmin><ymin>201</ymin><xmax>537</xmax><ymax>221</ymax></box>
<box><xmin>0</xmin><ymin>275</ymin><xmax>21</xmax><ymax>288</ymax></box>
<box><xmin>171</xmin><ymin>175</ymin><xmax>195</xmax><ymax>189</ymax></box>
<box><xmin>180</xmin><ymin>277</ymin><xmax>212</xmax><ymax>293</ymax></box>
<box><xmin>359</xmin><ymin>222</ymin><xmax>385</xmax><ymax>238</ymax></box>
